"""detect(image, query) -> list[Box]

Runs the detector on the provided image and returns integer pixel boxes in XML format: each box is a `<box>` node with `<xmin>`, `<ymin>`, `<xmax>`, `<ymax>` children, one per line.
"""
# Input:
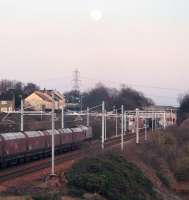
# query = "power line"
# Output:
<box><xmin>34</xmin><ymin>73</ymin><xmax>184</xmax><ymax>103</ymax></box>
<box><xmin>81</xmin><ymin>75</ymin><xmax>183</xmax><ymax>92</ymax></box>
<box><xmin>37</xmin><ymin>74</ymin><xmax>184</xmax><ymax>93</ymax></box>
<box><xmin>80</xmin><ymin>75</ymin><xmax>182</xmax><ymax>106</ymax></box>
<box><xmin>145</xmin><ymin>94</ymin><xmax>179</xmax><ymax>100</ymax></box>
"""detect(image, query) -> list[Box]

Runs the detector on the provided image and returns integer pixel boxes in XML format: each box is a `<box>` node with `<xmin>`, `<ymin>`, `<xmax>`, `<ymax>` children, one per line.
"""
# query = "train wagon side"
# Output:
<box><xmin>58</xmin><ymin>128</ymin><xmax>73</xmax><ymax>151</ymax></box>
<box><xmin>1</xmin><ymin>132</ymin><xmax>27</xmax><ymax>164</ymax></box>
<box><xmin>0</xmin><ymin>126</ymin><xmax>93</xmax><ymax>168</ymax></box>
<box><xmin>58</xmin><ymin>128</ymin><xmax>73</xmax><ymax>145</ymax></box>
<box><xmin>44</xmin><ymin>130</ymin><xmax>61</xmax><ymax>153</ymax></box>
<box><xmin>24</xmin><ymin>131</ymin><xmax>46</xmax><ymax>157</ymax></box>
<box><xmin>42</xmin><ymin>130</ymin><xmax>51</xmax><ymax>150</ymax></box>
<box><xmin>71</xmin><ymin>127</ymin><xmax>86</xmax><ymax>144</ymax></box>
<box><xmin>79</xmin><ymin>126</ymin><xmax>93</xmax><ymax>139</ymax></box>
<box><xmin>45</xmin><ymin>130</ymin><xmax>61</xmax><ymax>146</ymax></box>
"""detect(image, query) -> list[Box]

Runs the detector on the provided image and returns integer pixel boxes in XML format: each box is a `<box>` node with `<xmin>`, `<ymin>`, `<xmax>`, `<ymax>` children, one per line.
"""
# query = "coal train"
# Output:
<box><xmin>0</xmin><ymin>125</ymin><xmax>92</xmax><ymax>167</ymax></box>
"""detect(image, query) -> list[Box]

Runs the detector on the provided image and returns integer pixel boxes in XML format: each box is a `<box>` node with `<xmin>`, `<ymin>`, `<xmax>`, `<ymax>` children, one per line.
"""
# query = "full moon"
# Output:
<box><xmin>90</xmin><ymin>10</ymin><xmax>103</xmax><ymax>21</ymax></box>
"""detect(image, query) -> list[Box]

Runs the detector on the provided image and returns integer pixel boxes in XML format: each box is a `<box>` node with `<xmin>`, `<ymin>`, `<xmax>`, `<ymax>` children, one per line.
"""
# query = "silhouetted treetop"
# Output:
<box><xmin>81</xmin><ymin>84</ymin><xmax>154</xmax><ymax>111</ymax></box>
<box><xmin>0</xmin><ymin>79</ymin><xmax>40</xmax><ymax>108</ymax></box>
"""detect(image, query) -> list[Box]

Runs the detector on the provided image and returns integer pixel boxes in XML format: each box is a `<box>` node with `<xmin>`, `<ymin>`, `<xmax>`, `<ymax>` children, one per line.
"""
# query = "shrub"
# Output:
<box><xmin>68</xmin><ymin>186</ymin><xmax>85</xmax><ymax>197</ymax></box>
<box><xmin>140</xmin><ymin>126</ymin><xmax>189</xmax><ymax>183</ymax></box>
<box><xmin>156</xmin><ymin>171</ymin><xmax>170</xmax><ymax>188</ymax></box>
<box><xmin>66</xmin><ymin>153</ymin><xmax>157</xmax><ymax>200</ymax></box>
<box><xmin>32</xmin><ymin>193</ymin><xmax>60</xmax><ymax>200</ymax></box>
<box><xmin>174</xmin><ymin>156</ymin><xmax>189</xmax><ymax>182</ymax></box>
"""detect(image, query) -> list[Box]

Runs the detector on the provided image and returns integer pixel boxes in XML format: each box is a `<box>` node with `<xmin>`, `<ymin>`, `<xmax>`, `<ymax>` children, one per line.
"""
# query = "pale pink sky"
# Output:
<box><xmin>0</xmin><ymin>0</ymin><xmax>189</xmax><ymax>106</ymax></box>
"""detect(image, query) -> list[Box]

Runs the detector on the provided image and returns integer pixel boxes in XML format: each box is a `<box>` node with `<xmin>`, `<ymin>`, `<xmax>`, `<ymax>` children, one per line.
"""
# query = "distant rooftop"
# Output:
<box><xmin>143</xmin><ymin>105</ymin><xmax>178</xmax><ymax>111</ymax></box>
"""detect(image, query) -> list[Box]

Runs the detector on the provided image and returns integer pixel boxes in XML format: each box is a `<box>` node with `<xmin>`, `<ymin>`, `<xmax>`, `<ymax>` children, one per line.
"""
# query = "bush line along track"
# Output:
<box><xmin>0</xmin><ymin>133</ymin><xmax>141</xmax><ymax>183</ymax></box>
<box><xmin>104</xmin><ymin>133</ymin><xmax>143</xmax><ymax>147</ymax></box>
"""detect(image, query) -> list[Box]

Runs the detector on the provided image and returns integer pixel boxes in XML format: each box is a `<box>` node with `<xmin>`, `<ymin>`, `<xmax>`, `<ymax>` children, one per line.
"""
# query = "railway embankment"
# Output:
<box><xmin>0</xmin><ymin>131</ymin><xmax>184</xmax><ymax>200</ymax></box>
<box><xmin>126</xmin><ymin>124</ymin><xmax>189</xmax><ymax>200</ymax></box>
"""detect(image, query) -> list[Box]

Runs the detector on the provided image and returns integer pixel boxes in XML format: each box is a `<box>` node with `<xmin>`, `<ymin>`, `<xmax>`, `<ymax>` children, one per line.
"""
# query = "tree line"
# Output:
<box><xmin>0</xmin><ymin>79</ymin><xmax>40</xmax><ymax>108</ymax></box>
<box><xmin>3</xmin><ymin>78</ymin><xmax>189</xmax><ymax>120</ymax></box>
<box><xmin>65</xmin><ymin>83</ymin><xmax>154</xmax><ymax>111</ymax></box>
<box><xmin>178</xmin><ymin>93</ymin><xmax>189</xmax><ymax>123</ymax></box>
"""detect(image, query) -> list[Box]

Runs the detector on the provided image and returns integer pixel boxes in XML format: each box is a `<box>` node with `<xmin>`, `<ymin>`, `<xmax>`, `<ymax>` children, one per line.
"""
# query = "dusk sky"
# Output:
<box><xmin>0</xmin><ymin>0</ymin><xmax>189</xmax><ymax>106</ymax></box>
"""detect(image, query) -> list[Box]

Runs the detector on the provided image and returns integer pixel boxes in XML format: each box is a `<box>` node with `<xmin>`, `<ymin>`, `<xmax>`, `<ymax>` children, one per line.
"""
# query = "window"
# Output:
<box><xmin>1</xmin><ymin>101</ymin><xmax>7</xmax><ymax>105</ymax></box>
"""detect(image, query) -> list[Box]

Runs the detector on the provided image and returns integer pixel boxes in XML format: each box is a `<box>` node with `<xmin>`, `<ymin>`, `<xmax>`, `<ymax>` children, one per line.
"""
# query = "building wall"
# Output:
<box><xmin>54</xmin><ymin>91</ymin><xmax>65</xmax><ymax>108</ymax></box>
<box><xmin>25</xmin><ymin>92</ymin><xmax>65</xmax><ymax>110</ymax></box>
<box><xmin>46</xmin><ymin>90</ymin><xmax>65</xmax><ymax>109</ymax></box>
<box><xmin>0</xmin><ymin>100</ymin><xmax>14</xmax><ymax>112</ymax></box>
<box><xmin>25</xmin><ymin>93</ymin><xmax>51</xmax><ymax>110</ymax></box>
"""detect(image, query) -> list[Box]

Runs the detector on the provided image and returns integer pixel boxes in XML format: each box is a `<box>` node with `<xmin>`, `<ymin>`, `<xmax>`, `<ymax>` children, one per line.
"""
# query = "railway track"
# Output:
<box><xmin>0</xmin><ymin>133</ymin><xmax>140</xmax><ymax>183</ymax></box>
<box><xmin>105</xmin><ymin>133</ymin><xmax>136</xmax><ymax>147</ymax></box>
<box><xmin>0</xmin><ymin>150</ymin><xmax>82</xmax><ymax>183</ymax></box>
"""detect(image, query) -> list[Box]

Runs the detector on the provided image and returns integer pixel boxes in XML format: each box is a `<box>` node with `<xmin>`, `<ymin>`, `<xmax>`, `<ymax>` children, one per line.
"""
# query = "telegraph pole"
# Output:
<box><xmin>104</xmin><ymin>110</ymin><xmax>107</xmax><ymax>141</ymax></box>
<box><xmin>21</xmin><ymin>97</ymin><xmax>24</xmax><ymax>132</ymax></box>
<box><xmin>164</xmin><ymin>111</ymin><xmax>166</xmax><ymax>129</ymax></box>
<box><xmin>51</xmin><ymin>91</ymin><xmax>55</xmax><ymax>176</ymax></box>
<box><xmin>145</xmin><ymin>119</ymin><xmax>147</xmax><ymax>141</ymax></box>
<box><xmin>171</xmin><ymin>109</ymin><xmax>174</xmax><ymax>125</ymax></box>
<box><xmin>152</xmin><ymin>112</ymin><xmax>154</xmax><ymax>132</ymax></box>
<box><xmin>136</xmin><ymin>108</ymin><xmax>139</xmax><ymax>144</ymax></box>
<box><xmin>154</xmin><ymin>112</ymin><xmax>157</xmax><ymax>131</ymax></box>
<box><xmin>102</xmin><ymin>101</ymin><xmax>105</xmax><ymax>150</ymax></box>
<box><xmin>87</xmin><ymin>107</ymin><xmax>90</xmax><ymax>127</ymax></box>
<box><xmin>121</xmin><ymin>105</ymin><xmax>124</xmax><ymax>151</ymax></box>
<box><xmin>124</xmin><ymin>111</ymin><xmax>127</xmax><ymax>134</ymax></box>
<box><xmin>115</xmin><ymin>109</ymin><xmax>118</xmax><ymax>137</ymax></box>
<box><xmin>61</xmin><ymin>106</ymin><xmax>64</xmax><ymax>129</ymax></box>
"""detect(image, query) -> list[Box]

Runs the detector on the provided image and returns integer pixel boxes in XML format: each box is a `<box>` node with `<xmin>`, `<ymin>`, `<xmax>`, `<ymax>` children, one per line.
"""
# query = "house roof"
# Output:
<box><xmin>25</xmin><ymin>90</ymin><xmax>64</xmax><ymax>103</ymax></box>
<box><xmin>54</xmin><ymin>91</ymin><xmax>64</xmax><ymax>100</ymax></box>
<box><xmin>143</xmin><ymin>105</ymin><xmax>178</xmax><ymax>111</ymax></box>
<box><xmin>39</xmin><ymin>90</ymin><xmax>64</xmax><ymax>101</ymax></box>
<box><xmin>35</xmin><ymin>91</ymin><xmax>52</xmax><ymax>102</ymax></box>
